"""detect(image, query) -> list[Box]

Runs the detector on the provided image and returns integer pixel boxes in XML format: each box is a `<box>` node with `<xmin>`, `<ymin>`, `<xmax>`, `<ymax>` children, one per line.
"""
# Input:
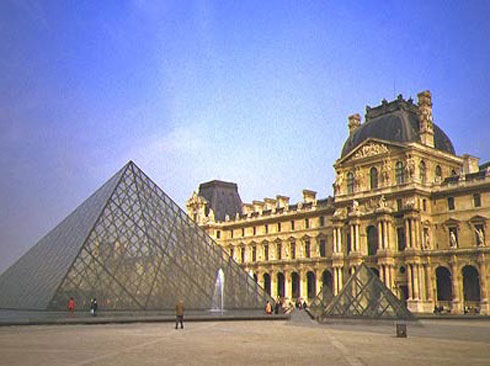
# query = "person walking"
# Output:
<box><xmin>175</xmin><ymin>300</ymin><xmax>184</xmax><ymax>329</ymax></box>
<box><xmin>90</xmin><ymin>298</ymin><xmax>98</xmax><ymax>317</ymax></box>
<box><xmin>67</xmin><ymin>297</ymin><xmax>75</xmax><ymax>316</ymax></box>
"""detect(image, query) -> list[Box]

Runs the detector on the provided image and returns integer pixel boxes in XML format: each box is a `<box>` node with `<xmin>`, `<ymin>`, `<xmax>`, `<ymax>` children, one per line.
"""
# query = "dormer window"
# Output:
<box><xmin>395</xmin><ymin>161</ymin><xmax>405</xmax><ymax>185</ymax></box>
<box><xmin>435</xmin><ymin>165</ymin><xmax>442</xmax><ymax>181</ymax></box>
<box><xmin>347</xmin><ymin>172</ymin><xmax>355</xmax><ymax>194</ymax></box>
<box><xmin>370</xmin><ymin>167</ymin><xmax>378</xmax><ymax>190</ymax></box>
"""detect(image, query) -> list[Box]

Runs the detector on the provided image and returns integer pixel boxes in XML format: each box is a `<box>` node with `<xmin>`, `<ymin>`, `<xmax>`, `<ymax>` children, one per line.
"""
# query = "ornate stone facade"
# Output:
<box><xmin>187</xmin><ymin>91</ymin><xmax>490</xmax><ymax>314</ymax></box>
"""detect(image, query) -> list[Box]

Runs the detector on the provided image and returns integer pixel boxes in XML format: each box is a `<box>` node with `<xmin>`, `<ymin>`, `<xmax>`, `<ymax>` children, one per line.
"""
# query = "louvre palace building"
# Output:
<box><xmin>187</xmin><ymin>90</ymin><xmax>490</xmax><ymax>314</ymax></box>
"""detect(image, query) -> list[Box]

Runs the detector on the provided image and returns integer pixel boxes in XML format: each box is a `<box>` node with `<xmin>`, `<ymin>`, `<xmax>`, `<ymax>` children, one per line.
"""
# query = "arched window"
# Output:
<box><xmin>347</xmin><ymin>172</ymin><xmax>355</xmax><ymax>194</ymax></box>
<box><xmin>419</xmin><ymin>160</ymin><xmax>426</xmax><ymax>184</ymax></box>
<box><xmin>435</xmin><ymin>165</ymin><xmax>442</xmax><ymax>181</ymax></box>
<box><xmin>395</xmin><ymin>161</ymin><xmax>405</xmax><ymax>185</ymax></box>
<box><xmin>370</xmin><ymin>167</ymin><xmax>378</xmax><ymax>190</ymax></box>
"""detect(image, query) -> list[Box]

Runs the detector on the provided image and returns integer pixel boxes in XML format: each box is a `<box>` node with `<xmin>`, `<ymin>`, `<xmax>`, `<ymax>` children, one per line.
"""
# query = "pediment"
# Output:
<box><xmin>469</xmin><ymin>215</ymin><xmax>487</xmax><ymax>223</ymax></box>
<box><xmin>338</xmin><ymin>138</ymin><xmax>405</xmax><ymax>165</ymax></box>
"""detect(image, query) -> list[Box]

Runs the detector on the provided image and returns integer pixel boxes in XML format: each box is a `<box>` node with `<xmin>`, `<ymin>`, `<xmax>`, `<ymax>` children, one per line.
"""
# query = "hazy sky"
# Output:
<box><xmin>1</xmin><ymin>0</ymin><xmax>490</xmax><ymax>274</ymax></box>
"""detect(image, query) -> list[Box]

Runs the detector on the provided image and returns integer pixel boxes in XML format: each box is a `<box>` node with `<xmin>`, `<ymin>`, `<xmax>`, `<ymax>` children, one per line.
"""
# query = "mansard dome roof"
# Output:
<box><xmin>341</xmin><ymin>96</ymin><xmax>455</xmax><ymax>158</ymax></box>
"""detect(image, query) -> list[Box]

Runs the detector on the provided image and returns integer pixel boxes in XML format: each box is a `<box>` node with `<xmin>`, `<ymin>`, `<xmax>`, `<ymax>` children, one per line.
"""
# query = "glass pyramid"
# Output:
<box><xmin>0</xmin><ymin>161</ymin><xmax>273</xmax><ymax>311</ymax></box>
<box><xmin>317</xmin><ymin>264</ymin><xmax>413</xmax><ymax>321</ymax></box>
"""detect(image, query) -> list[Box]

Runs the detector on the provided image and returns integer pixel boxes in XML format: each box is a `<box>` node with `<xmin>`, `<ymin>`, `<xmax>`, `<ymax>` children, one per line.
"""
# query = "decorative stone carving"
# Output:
<box><xmin>406</xmin><ymin>155</ymin><xmax>416</xmax><ymax>179</ymax></box>
<box><xmin>352</xmin><ymin>142</ymin><xmax>389</xmax><ymax>160</ymax></box>
<box><xmin>450</xmin><ymin>231</ymin><xmax>458</xmax><ymax>248</ymax></box>
<box><xmin>475</xmin><ymin>227</ymin><xmax>485</xmax><ymax>247</ymax></box>
<box><xmin>381</xmin><ymin>159</ymin><xmax>392</xmax><ymax>185</ymax></box>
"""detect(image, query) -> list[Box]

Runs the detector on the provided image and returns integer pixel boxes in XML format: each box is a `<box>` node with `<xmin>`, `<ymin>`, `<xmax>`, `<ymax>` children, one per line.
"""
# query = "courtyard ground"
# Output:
<box><xmin>0</xmin><ymin>311</ymin><xmax>489</xmax><ymax>366</ymax></box>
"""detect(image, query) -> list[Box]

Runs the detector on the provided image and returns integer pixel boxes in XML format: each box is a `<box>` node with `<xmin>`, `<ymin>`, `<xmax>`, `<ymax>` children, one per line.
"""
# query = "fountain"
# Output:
<box><xmin>210</xmin><ymin>268</ymin><xmax>225</xmax><ymax>313</ymax></box>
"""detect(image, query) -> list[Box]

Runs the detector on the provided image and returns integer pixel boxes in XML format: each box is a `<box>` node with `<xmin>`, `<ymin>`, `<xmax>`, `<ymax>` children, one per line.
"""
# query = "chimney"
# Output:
<box><xmin>264</xmin><ymin>198</ymin><xmax>277</xmax><ymax>210</ymax></box>
<box><xmin>252</xmin><ymin>200</ymin><xmax>265</xmax><ymax>213</ymax></box>
<box><xmin>417</xmin><ymin>90</ymin><xmax>435</xmax><ymax>148</ymax></box>
<box><xmin>462</xmin><ymin>154</ymin><xmax>479</xmax><ymax>174</ymax></box>
<box><xmin>348</xmin><ymin>114</ymin><xmax>361</xmax><ymax>135</ymax></box>
<box><xmin>302</xmin><ymin>189</ymin><xmax>317</xmax><ymax>203</ymax></box>
<box><xmin>276</xmin><ymin>195</ymin><xmax>290</xmax><ymax>209</ymax></box>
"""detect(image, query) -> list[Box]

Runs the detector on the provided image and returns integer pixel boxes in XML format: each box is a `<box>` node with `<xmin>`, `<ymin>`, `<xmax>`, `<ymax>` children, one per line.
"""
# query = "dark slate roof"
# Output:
<box><xmin>341</xmin><ymin>97</ymin><xmax>455</xmax><ymax>158</ymax></box>
<box><xmin>198</xmin><ymin>180</ymin><xmax>243</xmax><ymax>222</ymax></box>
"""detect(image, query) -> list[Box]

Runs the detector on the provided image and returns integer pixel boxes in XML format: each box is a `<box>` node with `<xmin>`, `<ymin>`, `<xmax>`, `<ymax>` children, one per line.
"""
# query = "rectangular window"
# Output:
<box><xmin>290</xmin><ymin>242</ymin><xmax>296</xmax><ymax>259</ymax></box>
<box><xmin>277</xmin><ymin>222</ymin><xmax>281</xmax><ymax>232</ymax></box>
<box><xmin>253</xmin><ymin>227</ymin><xmax>256</xmax><ymax>235</ymax></box>
<box><xmin>216</xmin><ymin>230</ymin><xmax>221</xmax><ymax>239</ymax></box>
<box><xmin>346</xmin><ymin>233</ymin><xmax>351</xmax><ymax>254</ymax></box>
<box><xmin>304</xmin><ymin>240</ymin><xmax>310</xmax><ymax>258</ymax></box>
<box><xmin>397</xmin><ymin>227</ymin><xmax>406</xmax><ymax>251</ymax></box>
<box><xmin>319</xmin><ymin>216</ymin><xmax>325</xmax><ymax>227</ymax></box>
<box><xmin>448</xmin><ymin>197</ymin><xmax>455</xmax><ymax>210</ymax></box>
<box><xmin>277</xmin><ymin>243</ymin><xmax>282</xmax><ymax>260</ymax></box>
<box><xmin>240</xmin><ymin>247</ymin><xmax>245</xmax><ymax>263</ymax></box>
<box><xmin>229</xmin><ymin>247</ymin><xmax>234</xmax><ymax>258</ymax></box>
<box><xmin>264</xmin><ymin>244</ymin><xmax>269</xmax><ymax>261</ymax></box>
<box><xmin>305</xmin><ymin>218</ymin><xmax>309</xmax><ymax>229</ymax></box>
<box><xmin>291</xmin><ymin>220</ymin><xmax>295</xmax><ymax>231</ymax></box>
<box><xmin>230</xmin><ymin>230</ymin><xmax>234</xmax><ymax>239</ymax></box>
<box><xmin>474</xmin><ymin>193</ymin><xmax>482</xmax><ymax>207</ymax></box>
<box><xmin>319</xmin><ymin>239</ymin><xmax>326</xmax><ymax>257</ymax></box>
<box><xmin>252</xmin><ymin>246</ymin><xmax>257</xmax><ymax>262</ymax></box>
<box><xmin>242</xmin><ymin>228</ymin><xmax>245</xmax><ymax>237</ymax></box>
<box><xmin>423</xmin><ymin>199</ymin><xmax>427</xmax><ymax>212</ymax></box>
<box><xmin>265</xmin><ymin>224</ymin><xmax>268</xmax><ymax>234</ymax></box>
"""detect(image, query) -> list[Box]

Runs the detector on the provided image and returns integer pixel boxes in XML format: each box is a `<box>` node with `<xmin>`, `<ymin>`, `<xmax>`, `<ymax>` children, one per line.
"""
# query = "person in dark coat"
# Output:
<box><xmin>90</xmin><ymin>298</ymin><xmax>98</xmax><ymax>317</ymax></box>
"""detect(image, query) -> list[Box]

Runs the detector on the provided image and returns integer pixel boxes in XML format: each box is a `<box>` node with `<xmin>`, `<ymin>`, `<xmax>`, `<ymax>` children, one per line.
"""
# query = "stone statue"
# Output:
<box><xmin>352</xmin><ymin>200</ymin><xmax>360</xmax><ymax>214</ymax></box>
<box><xmin>334</xmin><ymin>172</ymin><xmax>343</xmax><ymax>195</ymax></box>
<box><xmin>378</xmin><ymin>195</ymin><xmax>387</xmax><ymax>208</ymax></box>
<box><xmin>474</xmin><ymin>227</ymin><xmax>485</xmax><ymax>246</ymax></box>
<box><xmin>450</xmin><ymin>231</ymin><xmax>458</xmax><ymax>248</ymax></box>
<box><xmin>406</xmin><ymin>155</ymin><xmax>416</xmax><ymax>179</ymax></box>
<box><xmin>424</xmin><ymin>230</ymin><xmax>430</xmax><ymax>249</ymax></box>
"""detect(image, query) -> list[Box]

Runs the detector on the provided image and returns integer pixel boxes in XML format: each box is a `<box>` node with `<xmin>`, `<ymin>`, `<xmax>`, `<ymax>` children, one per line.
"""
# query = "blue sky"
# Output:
<box><xmin>1</xmin><ymin>0</ymin><xmax>490</xmax><ymax>273</ymax></box>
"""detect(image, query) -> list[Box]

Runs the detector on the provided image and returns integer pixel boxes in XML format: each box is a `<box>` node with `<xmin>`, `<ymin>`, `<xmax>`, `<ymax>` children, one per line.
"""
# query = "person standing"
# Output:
<box><xmin>265</xmin><ymin>301</ymin><xmax>272</xmax><ymax>315</ymax></box>
<box><xmin>176</xmin><ymin>300</ymin><xmax>184</xmax><ymax>329</ymax></box>
<box><xmin>67</xmin><ymin>297</ymin><xmax>75</xmax><ymax>316</ymax></box>
<box><xmin>90</xmin><ymin>298</ymin><xmax>98</xmax><ymax>317</ymax></box>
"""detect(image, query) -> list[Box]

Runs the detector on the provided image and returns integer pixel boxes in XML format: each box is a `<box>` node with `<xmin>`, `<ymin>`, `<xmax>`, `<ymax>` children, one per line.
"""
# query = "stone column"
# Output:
<box><xmin>315</xmin><ymin>269</ymin><xmax>322</xmax><ymax>297</ymax></box>
<box><xmin>407</xmin><ymin>264</ymin><xmax>413</xmax><ymax>300</ymax></box>
<box><xmin>356</xmin><ymin>224</ymin><xmax>361</xmax><ymax>252</ymax></box>
<box><xmin>300</xmin><ymin>271</ymin><xmax>307</xmax><ymax>299</ymax></box>
<box><xmin>424</xmin><ymin>264</ymin><xmax>433</xmax><ymax>301</ymax></box>
<box><xmin>285</xmin><ymin>271</ymin><xmax>292</xmax><ymax>300</ymax></box>
<box><xmin>478</xmin><ymin>255</ymin><xmax>488</xmax><ymax>314</ymax></box>
<box><xmin>413</xmin><ymin>264</ymin><xmax>420</xmax><ymax>300</ymax></box>
<box><xmin>405</xmin><ymin>220</ymin><xmax>411</xmax><ymax>248</ymax></box>
<box><xmin>378</xmin><ymin>221</ymin><xmax>384</xmax><ymax>250</ymax></box>
<box><xmin>333</xmin><ymin>229</ymin><xmax>338</xmax><ymax>253</ymax></box>
<box><xmin>450</xmin><ymin>260</ymin><xmax>461</xmax><ymax>313</ymax></box>
<box><xmin>350</xmin><ymin>225</ymin><xmax>355</xmax><ymax>252</ymax></box>
<box><xmin>384</xmin><ymin>221</ymin><xmax>390</xmax><ymax>249</ymax></box>
<box><xmin>270</xmin><ymin>271</ymin><xmax>277</xmax><ymax>299</ymax></box>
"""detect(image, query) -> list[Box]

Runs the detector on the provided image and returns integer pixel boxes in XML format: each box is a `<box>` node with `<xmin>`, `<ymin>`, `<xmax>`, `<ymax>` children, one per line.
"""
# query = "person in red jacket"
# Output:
<box><xmin>67</xmin><ymin>297</ymin><xmax>75</xmax><ymax>316</ymax></box>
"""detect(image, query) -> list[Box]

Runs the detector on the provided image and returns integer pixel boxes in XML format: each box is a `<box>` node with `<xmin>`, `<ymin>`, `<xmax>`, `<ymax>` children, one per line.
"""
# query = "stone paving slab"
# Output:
<box><xmin>0</xmin><ymin>312</ymin><xmax>489</xmax><ymax>366</ymax></box>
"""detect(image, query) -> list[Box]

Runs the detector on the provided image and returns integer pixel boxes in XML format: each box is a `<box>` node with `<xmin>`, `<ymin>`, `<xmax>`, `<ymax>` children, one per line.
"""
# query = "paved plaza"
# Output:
<box><xmin>0</xmin><ymin>313</ymin><xmax>489</xmax><ymax>366</ymax></box>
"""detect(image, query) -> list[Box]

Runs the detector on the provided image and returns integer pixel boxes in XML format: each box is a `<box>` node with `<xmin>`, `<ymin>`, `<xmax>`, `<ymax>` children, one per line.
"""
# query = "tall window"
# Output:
<box><xmin>304</xmin><ymin>239</ymin><xmax>311</xmax><ymax>258</ymax></box>
<box><xmin>370</xmin><ymin>167</ymin><xmax>378</xmax><ymax>190</ymax></box>
<box><xmin>305</xmin><ymin>218</ymin><xmax>309</xmax><ymax>229</ymax></box>
<box><xmin>216</xmin><ymin>230</ymin><xmax>221</xmax><ymax>239</ymax></box>
<box><xmin>448</xmin><ymin>197</ymin><xmax>455</xmax><ymax>210</ymax></box>
<box><xmin>241</xmin><ymin>228</ymin><xmax>245</xmax><ymax>237</ymax></box>
<box><xmin>277</xmin><ymin>242</ymin><xmax>282</xmax><ymax>260</ymax></box>
<box><xmin>319</xmin><ymin>216</ymin><xmax>325</xmax><ymax>227</ymax></box>
<box><xmin>265</xmin><ymin>224</ymin><xmax>268</xmax><ymax>234</ymax></box>
<box><xmin>229</xmin><ymin>247</ymin><xmax>234</xmax><ymax>258</ymax></box>
<box><xmin>435</xmin><ymin>165</ymin><xmax>442</xmax><ymax>181</ymax></box>
<box><xmin>278</xmin><ymin>222</ymin><xmax>282</xmax><ymax>232</ymax></box>
<box><xmin>397</xmin><ymin>227</ymin><xmax>406</xmax><ymax>251</ymax></box>
<box><xmin>230</xmin><ymin>230</ymin><xmax>234</xmax><ymax>239</ymax></box>
<box><xmin>252</xmin><ymin>246</ymin><xmax>257</xmax><ymax>262</ymax></box>
<box><xmin>395</xmin><ymin>161</ymin><xmax>405</xmax><ymax>184</ymax></box>
<box><xmin>264</xmin><ymin>244</ymin><xmax>269</xmax><ymax>261</ymax></box>
<box><xmin>240</xmin><ymin>247</ymin><xmax>245</xmax><ymax>263</ymax></box>
<box><xmin>474</xmin><ymin>193</ymin><xmax>482</xmax><ymax>207</ymax></box>
<box><xmin>253</xmin><ymin>227</ymin><xmax>256</xmax><ymax>235</ymax></box>
<box><xmin>290</xmin><ymin>242</ymin><xmax>296</xmax><ymax>259</ymax></box>
<box><xmin>347</xmin><ymin>172</ymin><xmax>355</xmax><ymax>194</ymax></box>
<box><xmin>319</xmin><ymin>239</ymin><xmax>326</xmax><ymax>257</ymax></box>
<box><xmin>419</xmin><ymin>160</ymin><xmax>426</xmax><ymax>184</ymax></box>
<box><xmin>291</xmin><ymin>220</ymin><xmax>295</xmax><ymax>230</ymax></box>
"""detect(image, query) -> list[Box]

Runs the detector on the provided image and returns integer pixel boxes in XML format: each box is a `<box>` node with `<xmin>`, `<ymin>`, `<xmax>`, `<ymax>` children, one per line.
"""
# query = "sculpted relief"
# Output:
<box><xmin>352</xmin><ymin>142</ymin><xmax>389</xmax><ymax>160</ymax></box>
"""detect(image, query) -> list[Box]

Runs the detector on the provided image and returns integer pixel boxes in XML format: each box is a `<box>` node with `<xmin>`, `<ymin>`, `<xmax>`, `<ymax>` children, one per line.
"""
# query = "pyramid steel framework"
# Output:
<box><xmin>0</xmin><ymin>161</ymin><xmax>273</xmax><ymax>311</ymax></box>
<box><xmin>314</xmin><ymin>264</ymin><xmax>413</xmax><ymax>321</ymax></box>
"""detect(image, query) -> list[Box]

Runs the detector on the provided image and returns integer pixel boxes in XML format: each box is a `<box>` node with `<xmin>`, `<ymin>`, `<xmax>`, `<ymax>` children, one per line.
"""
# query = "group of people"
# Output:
<box><xmin>265</xmin><ymin>297</ymin><xmax>307</xmax><ymax>315</ymax></box>
<box><xmin>66</xmin><ymin>297</ymin><xmax>97</xmax><ymax>317</ymax></box>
